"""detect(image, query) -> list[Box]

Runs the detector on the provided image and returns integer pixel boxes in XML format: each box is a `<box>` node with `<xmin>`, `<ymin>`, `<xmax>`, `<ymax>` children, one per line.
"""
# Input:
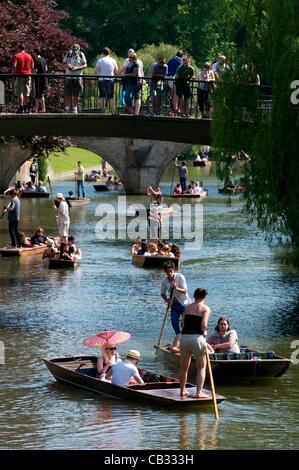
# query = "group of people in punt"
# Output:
<box><xmin>131</xmin><ymin>239</ymin><xmax>180</xmax><ymax>258</ymax></box>
<box><xmin>160</xmin><ymin>260</ymin><xmax>239</xmax><ymax>398</ymax></box>
<box><xmin>4</xmin><ymin>180</ymin><xmax>48</xmax><ymax>196</ymax></box>
<box><xmin>173</xmin><ymin>180</ymin><xmax>207</xmax><ymax>196</ymax></box>
<box><xmin>42</xmin><ymin>235</ymin><xmax>81</xmax><ymax>262</ymax></box>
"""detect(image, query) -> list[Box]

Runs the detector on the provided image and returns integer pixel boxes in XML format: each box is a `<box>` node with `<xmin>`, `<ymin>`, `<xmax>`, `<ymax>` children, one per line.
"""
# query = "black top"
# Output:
<box><xmin>182</xmin><ymin>314</ymin><xmax>204</xmax><ymax>335</ymax></box>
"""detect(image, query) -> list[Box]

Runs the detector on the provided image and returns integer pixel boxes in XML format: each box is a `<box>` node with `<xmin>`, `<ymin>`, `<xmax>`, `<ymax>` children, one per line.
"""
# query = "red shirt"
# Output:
<box><xmin>12</xmin><ymin>52</ymin><xmax>34</xmax><ymax>74</ymax></box>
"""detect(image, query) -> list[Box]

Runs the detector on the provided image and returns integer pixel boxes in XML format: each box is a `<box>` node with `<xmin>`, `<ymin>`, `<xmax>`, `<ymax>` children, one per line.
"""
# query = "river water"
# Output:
<box><xmin>0</xmin><ymin>166</ymin><xmax>298</xmax><ymax>450</ymax></box>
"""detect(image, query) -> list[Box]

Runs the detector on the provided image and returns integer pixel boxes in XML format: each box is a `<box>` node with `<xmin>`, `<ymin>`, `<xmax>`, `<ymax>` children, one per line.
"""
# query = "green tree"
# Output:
<box><xmin>212</xmin><ymin>0</ymin><xmax>299</xmax><ymax>265</ymax></box>
<box><xmin>56</xmin><ymin>0</ymin><xmax>232</xmax><ymax>65</ymax></box>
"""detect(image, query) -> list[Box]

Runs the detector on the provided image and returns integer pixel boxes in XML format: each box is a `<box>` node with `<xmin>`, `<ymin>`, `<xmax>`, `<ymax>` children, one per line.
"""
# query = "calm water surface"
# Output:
<box><xmin>0</xmin><ymin>167</ymin><xmax>298</xmax><ymax>450</ymax></box>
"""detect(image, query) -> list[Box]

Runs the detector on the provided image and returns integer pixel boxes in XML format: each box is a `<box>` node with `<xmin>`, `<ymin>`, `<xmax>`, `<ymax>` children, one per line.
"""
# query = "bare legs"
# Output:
<box><xmin>179</xmin><ymin>355</ymin><xmax>191</xmax><ymax>397</ymax></box>
<box><xmin>195</xmin><ymin>354</ymin><xmax>209</xmax><ymax>398</ymax></box>
<box><xmin>179</xmin><ymin>352</ymin><xmax>209</xmax><ymax>398</ymax></box>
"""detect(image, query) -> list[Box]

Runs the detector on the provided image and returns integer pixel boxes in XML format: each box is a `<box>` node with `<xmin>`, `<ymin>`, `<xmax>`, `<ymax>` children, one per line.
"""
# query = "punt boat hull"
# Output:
<box><xmin>43</xmin><ymin>355</ymin><xmax>225</xmax><ymax>408</ymax></box>
<box><xmin>48</xmin><ymin>259</ymin><xmax>78</xmax><ymax>269</ymax></box>
<box><xmin>66</xmin><ymin>198</ymin><xmax>91</xmax><ymax>207</ymax></box>
<box><xmin>132</xmin><ymin>254</ymin><xmax>180</xmax><ymax>269</ymax></box>
<box><xmin>0</xmin><ymin>245</ymin><xmax>46</xmax><ymax>257</ymax></box>
<box><xmin>155</xmin><ymin>345</ymin><xmax>292</xmax><ymax>384</ymax></box>
<box><xmin>21</xmin><ymin>192</ymin><xmax>50</xmax><ymax>198</ymax></box>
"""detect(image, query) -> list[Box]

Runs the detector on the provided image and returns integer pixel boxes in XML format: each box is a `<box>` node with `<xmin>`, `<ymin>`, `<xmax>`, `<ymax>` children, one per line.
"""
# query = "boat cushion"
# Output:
<box><xmin>209</xmin><ymin>351</ymin><xmax>275</xmax><ymax>360</ymax></box>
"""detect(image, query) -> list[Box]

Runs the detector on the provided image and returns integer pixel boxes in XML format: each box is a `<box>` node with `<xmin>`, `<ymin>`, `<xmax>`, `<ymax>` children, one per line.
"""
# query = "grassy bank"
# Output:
<box><xmin>49</xmin><ymin>147</ymin><xmax>102</xmax><ymax>175</ymax></box>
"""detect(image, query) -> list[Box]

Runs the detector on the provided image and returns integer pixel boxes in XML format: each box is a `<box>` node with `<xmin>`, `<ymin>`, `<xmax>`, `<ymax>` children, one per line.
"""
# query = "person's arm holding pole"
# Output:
<box><xmin>158</xmin><ymin>286</ymin><xmax>174</xmax><ymax>346</ymax></box>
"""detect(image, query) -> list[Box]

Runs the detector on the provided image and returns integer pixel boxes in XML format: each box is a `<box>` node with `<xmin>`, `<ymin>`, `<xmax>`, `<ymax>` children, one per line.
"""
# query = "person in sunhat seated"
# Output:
<box><xmin>106</xmin><ymin>349</ymin><xmax>144</xmax><ymax>387</ymax></box>
<box><xmin>42</xmin><ymin>238</ymin><xmax>59</xmax><ymax>259</ymax></box>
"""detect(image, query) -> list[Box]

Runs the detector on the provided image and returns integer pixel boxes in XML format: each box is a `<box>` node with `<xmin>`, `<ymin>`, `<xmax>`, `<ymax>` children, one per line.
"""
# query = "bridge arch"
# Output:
<box><xmin>72</xmin><ymin>137</ymin><xmax>189</xmax><ymax>194</ymax></box>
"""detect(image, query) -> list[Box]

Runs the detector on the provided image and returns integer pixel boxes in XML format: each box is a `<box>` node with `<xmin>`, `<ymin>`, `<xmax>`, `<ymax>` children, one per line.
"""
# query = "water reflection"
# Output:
<box><xmin>178</xmin><ymin>413</ymin><xmax>219</xmax><ymax>450</ymax></box>
<box><xmin>0</xmin><ymin>174</ymin><xmax>299</xmax><ymax>449</ymax></box>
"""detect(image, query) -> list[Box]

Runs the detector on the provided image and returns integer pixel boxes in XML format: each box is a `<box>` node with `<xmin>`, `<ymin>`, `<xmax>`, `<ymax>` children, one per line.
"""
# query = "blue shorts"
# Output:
<box><xmin>171</xmin><ymin>302</ymin><xmax>185</xmax><ymax>335</ymax></box>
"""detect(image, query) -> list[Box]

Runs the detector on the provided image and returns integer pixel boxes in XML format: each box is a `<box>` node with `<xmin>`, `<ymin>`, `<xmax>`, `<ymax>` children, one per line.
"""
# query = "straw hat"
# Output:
<box><xmin>55</xmin><ymin>193</ymin><xmax>64</xmax><ymax>200</ymax></box>
<box><xmin>127</xmin><ymin>349</ymin><xmax>141</xmax><ymax>361</ymax></box>
<box><xmin>46</xmin><ymin>238</ymin><xmax>55</xmax><ymax>246</ymax></box>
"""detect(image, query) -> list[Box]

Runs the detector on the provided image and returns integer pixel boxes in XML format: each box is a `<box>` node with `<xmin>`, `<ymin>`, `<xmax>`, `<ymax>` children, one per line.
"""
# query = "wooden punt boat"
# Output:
<box><xmin>170</xmin><ymin>192</ymin><xmax>207</xmax><ymax>199</ymax></box>
<box><xmin>43</xmin><ymin>355</ymin><xmax>225</xmax><ymax>408</ymax></box>
<box><xmin>93</xmin><ymin>184</ymin><xmax>123</xmax><ymax>192</ymax></box>
<box><xmin>155</xmin><ymin>344</ymin><xmax>292</xmax><ymax>384</ymax></box>
<box><xmin>21</xmin><ymin>192</ymin><xmax>50</xmax><ymax>198</ymax></box>
<box><xmin>132</xmin><ymin>254</ymin><xmax>180</xmax><ymax>269</ymax></box>
<box><xmin>66</xmin><ymin>198</ymin><xmax>91</xmax><ymax>207</ymax></box>
<box><xmin>48</xmin><ymin>259</ymin><xmax>78</xmax><ymax>269</ymax></box>
<box><xmin>218</xmin><ymin>187</ymin><xmax>243</xmax><ymax>195</ymax></box>
<box><xmin>193</xmin><ymin>160</ymin><xmax>211</xmax><ymax>167</ymax></box>
<box><xmin>0</xmin><ymin>245</ymin><xmax>46</xmax><ymax>257</ymax></box>
<box><xmin>85</xmin><ymin>176</ymin><xmax>107</xmax><ymax>183</ymax></box>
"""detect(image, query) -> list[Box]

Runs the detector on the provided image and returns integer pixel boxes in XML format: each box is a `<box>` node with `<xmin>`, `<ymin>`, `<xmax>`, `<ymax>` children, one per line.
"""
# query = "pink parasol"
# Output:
<box><xmin>83</xmin><ymin>330</ymin><xmax>131</xmax><ymax>348</ymax></box>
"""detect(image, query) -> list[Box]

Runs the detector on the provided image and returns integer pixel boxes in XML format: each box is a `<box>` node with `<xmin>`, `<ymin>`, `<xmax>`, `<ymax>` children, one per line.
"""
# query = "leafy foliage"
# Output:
<box><xmin>0</xmin><ymin>0</ymin><xmax>88</xmax><ymax>72</ymax></box>
<box><xmin>212</xmin><ymin>0</ymin><xmax>299</xmax><ymax>264</ymax></box>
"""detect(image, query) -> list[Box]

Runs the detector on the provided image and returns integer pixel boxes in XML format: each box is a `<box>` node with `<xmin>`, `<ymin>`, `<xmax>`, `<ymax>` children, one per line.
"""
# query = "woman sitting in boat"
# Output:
<box><xmin>25</xmin><ymin>181</ymin><xmax>36</xmax><ymax>192</ymax></box>
<box><xmin>36</xmin><ymin>181</ymin><xmax>47</xmax><ymax>193</ymax></box>
<box><xmin>163</xmin><ymin>244</ymin><xmax>175</xmax><ymax>258</ymax></box>
<box><xmin>157</xmin><ymin>242</ymin><xmax>166</xmax><ymax>256</ymax></box>
<box><xmin>170</xmin><ymin>243</ymin><xmax>181</xmax><ymax>258</ymax></box>
<box><xmin>149</xmin><ymin>242</ymin><xmax>158</xmax><ymax>255</ymax></box>
<box><xmin>42</xmin><ymin>238</ymin><xmax>59</xmax><ymax>259</ymax></box>
<box><xmin>31</xmin><ymin>227</ymin><xmax>47</xmax><ymax>245</ymax></box>
<box><xmin>206</xmin><ymin>316</ymin><xmax>240</xmax><ymax>353</ymax></box>
<box><xmin>97</xmin><ymin>345</ymin><xmax>122</xmax><ymax>381</ymax></box>
<box><xmin>131</xmin><ymin>238</ymin><xmax>141</xmax><ymax>255</ymax></box>
<box><xmin>173</xmin><ymin>183</ymin><xmax>182</xmax><ymax>195</ymax></box>
<box><xmin>67</xmin><ymin>236</ymin><xmax>81</xmax><ymax>261</ymax></box>
<box><xmin>137</xmin><ymin>241</ymin><xmax>150</xmax><ymax>256</ymax></box>
<box><xmin>19</xmin><ymin>232</ymin><xmax>33</xmax><ymax>247</ymax></box>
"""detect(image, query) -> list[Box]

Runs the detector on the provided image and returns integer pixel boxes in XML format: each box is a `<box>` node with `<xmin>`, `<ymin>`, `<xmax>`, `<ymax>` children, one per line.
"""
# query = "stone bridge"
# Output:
<box><xmin>0</xmin><ymin>114</ymin><xmax>211</xmax><ymax>194</ymax></box>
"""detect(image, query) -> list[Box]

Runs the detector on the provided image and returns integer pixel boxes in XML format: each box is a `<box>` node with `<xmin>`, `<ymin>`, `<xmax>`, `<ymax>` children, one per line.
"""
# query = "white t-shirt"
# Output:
<box><xmin>161</xmin><ymin>273</ymin><xmax>191</xmax><ymax>306</ymax></box>
<box><xmin>111</xmin><ymin>359</ymin><xmax>139</xmax><ymax>387</ymax></box>
<box><xmin>76</xmin><ymin>165</ymin><xmax>84</xmax><ymax>180</ymax></box>
<box><xmin>95</xmin><ymin>56</ymin><xmax>118</xmax><ymax>80</ymax></box>
<box><xmin>57</xmin><ymin>200</ymin><xmax>70</xmax><ymax>224</ymax></box>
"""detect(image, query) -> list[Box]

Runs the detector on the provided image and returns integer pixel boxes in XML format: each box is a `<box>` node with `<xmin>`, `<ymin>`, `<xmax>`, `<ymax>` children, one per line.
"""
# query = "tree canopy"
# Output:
<box><xmin>211</xmin><ymin>0</ymin><xmax>299</xmax><ymax>265</ymax></box>
<box><xmin>0</xmin><ymin>0</ymin><xmax>88</xmax><ymax>72</ymax></box>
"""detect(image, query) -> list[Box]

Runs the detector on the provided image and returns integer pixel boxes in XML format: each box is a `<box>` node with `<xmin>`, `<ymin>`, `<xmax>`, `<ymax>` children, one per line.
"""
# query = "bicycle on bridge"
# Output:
<box><xmin>146</xmin><ymin>78</ymin><xmax>173</xmax><ymax>117</ymax></box>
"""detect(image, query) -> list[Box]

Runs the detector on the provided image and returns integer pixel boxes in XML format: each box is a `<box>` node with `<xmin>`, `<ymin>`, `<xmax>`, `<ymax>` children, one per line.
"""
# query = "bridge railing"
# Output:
<box><xmin>0</xmin><ymin>74</ymin><xmax>218</xmax><ymax>118</ymax></box>
<box><xmin>0</xmin><ymin>73</ymin><xmax>272</xmax><ymax>119</ymax></box>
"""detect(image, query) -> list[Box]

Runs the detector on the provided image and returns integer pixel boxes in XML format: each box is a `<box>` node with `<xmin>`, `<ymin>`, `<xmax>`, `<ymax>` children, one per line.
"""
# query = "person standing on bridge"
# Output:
<box><xmin>12</xmin><ymin>44</ymin><xmax>34</xmax><ymax>114</ymax></box>
<box><xmin>94</xmin><ymin>47</ymin><xmax>118</xmax><ymax>113</ymax></box>
<box><xmin>74</xmin><ymin>161</ymin><xmax>85</xmax><ymax>198</ymax></box>
<box><xmin>63</xmin><ymin>44</ymin><xmax>87</xmax><ymax>113</ymax></box>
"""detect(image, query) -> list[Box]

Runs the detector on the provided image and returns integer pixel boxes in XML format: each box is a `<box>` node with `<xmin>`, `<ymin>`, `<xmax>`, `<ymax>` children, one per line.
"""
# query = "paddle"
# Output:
<box><xmin>157</xmin><ymin>286</ymin><xmax>174</xmax><ymax>346</ymax></box>
<box><xmin>169</xmin><ymin>157</ymin><xmax>176</xmax><ymax>195</ymax></box>
<box><xmin>205</xmin><ymin>345</ymin><xmax>219</xmax><ymax>420</ymax></box>
<box><xmin>0</xmin><ymin>208</ymin><xmax>7</xmax><ymax>220</ymax></box>
<box><xmin>47</xmin><ymin>176</ymin><xmax>53</xmax><ymax>199</ymax></box>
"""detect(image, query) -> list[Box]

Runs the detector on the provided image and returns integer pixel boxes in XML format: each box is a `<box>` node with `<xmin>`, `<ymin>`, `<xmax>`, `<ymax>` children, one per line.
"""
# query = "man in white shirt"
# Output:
<box><xmin>161</xmin><ymin>261</ymin><xmax>191</xmax><ymax>350</ymax></box>
<box><xmin>63</xmin><ymin>44</ymin><xmax>87</xmax><ymax>113</ymax></box>
<box><xmin>106</xmin><ymin>350</ymin><xmax>144</xmax><ymax>387</ymax></box>
<box><xmin>54</xmin><ymin>193</ymin><xmax>70</xmax><ymax>257</ymax></box>
<box><xmin>94</xmin><ymin>47</ymin><xmax>118</xmax><ymax>113</ymax></box>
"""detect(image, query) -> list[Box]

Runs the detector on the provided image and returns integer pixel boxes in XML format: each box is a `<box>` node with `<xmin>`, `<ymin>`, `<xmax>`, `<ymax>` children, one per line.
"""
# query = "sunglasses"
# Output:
<box><xmin>105</xmin><ymin>347</ymin><xmax>116</xmax><ymax>351</ymax></box>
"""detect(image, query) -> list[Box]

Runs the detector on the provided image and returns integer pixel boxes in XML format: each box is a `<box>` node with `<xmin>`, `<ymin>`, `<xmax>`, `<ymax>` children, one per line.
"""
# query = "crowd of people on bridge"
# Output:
<box><xmin>9</xmin><ymin>42</ymin><xmax>258</xmax><ymax>117</ymax></box>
